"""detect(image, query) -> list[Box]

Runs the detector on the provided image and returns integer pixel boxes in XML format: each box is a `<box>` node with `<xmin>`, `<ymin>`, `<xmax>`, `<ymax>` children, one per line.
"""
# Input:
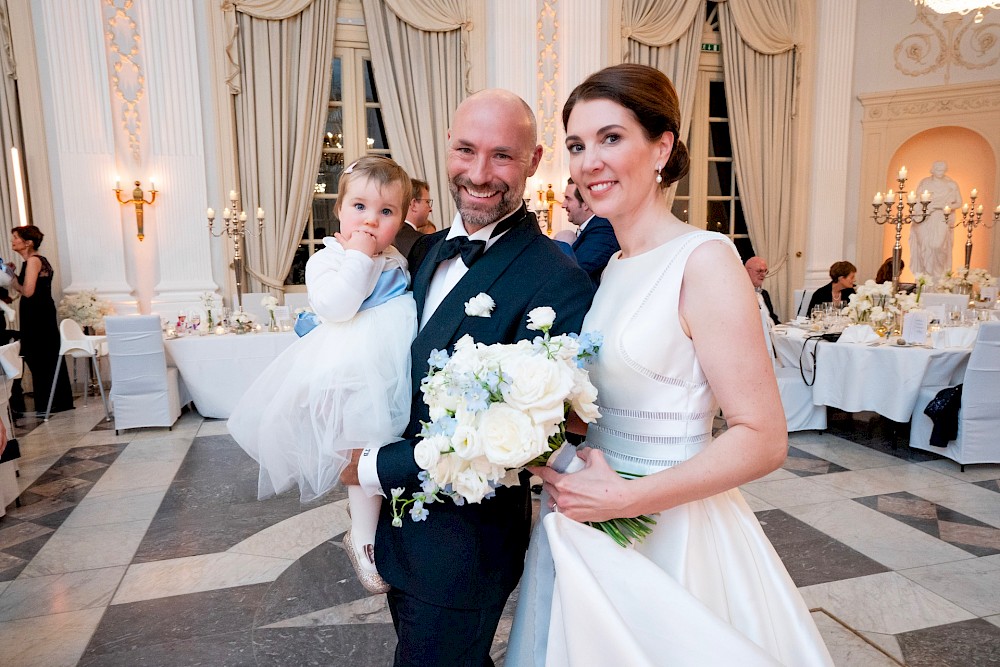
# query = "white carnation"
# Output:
<box><xmin>464</xmin><ymin>292</ymin><xmax>495</xmax><ymax>317</ymax></box>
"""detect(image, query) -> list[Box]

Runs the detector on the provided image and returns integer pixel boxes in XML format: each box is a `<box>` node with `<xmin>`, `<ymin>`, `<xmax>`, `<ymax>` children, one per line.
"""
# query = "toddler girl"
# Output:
<box><xmin>228</xmin><ymin>156</ymin><xmax>417</xmax><ymax>593</ymax></box>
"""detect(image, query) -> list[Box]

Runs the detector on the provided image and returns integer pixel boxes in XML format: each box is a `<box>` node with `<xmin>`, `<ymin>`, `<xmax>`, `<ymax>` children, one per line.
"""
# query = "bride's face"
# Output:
<box><xmin>564</xmin><ymin>98</ymin><xmax>672</xmax><ymax>221</ymax></box>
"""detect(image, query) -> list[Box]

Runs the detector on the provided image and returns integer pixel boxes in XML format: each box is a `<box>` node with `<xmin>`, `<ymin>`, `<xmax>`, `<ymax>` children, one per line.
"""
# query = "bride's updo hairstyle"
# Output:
<box><xmin>562</xmin><ymin>64</ymin><xmax>690</xmax><ymax>189</ymax></box>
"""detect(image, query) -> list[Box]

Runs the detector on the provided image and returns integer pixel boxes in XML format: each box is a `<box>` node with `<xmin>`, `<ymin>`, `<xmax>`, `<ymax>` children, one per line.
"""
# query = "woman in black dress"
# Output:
<box><xmin>7</xmin><ymin>225</ymin><xmax>74</xmax><ymax>413</ymax></box>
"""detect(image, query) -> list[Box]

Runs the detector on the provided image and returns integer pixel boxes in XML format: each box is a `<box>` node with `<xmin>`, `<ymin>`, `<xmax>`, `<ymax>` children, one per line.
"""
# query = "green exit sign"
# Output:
<box><xmin>701</xmin><ymin>43</ymin><xmax>720</xmax><ymax>52</ymax></box>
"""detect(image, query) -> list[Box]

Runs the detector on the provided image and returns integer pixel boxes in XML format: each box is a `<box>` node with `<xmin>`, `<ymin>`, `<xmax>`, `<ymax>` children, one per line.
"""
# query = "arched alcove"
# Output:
<box><xmin>882</xmin><ymin>127</ymin><xmax>996</xmax><ymax>281</ymax></box>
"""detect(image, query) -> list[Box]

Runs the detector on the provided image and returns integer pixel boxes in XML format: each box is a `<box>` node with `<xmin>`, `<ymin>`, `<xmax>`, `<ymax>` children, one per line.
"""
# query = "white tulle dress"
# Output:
<box><xmin>507</xmin><ymin>231</ymin><xmax>833</xmax><ymax>666</ymax></box>
<box><xmin>227</xmin><ymin>239</ymin><xmax>416</xmax><ymax>502</ymax></box>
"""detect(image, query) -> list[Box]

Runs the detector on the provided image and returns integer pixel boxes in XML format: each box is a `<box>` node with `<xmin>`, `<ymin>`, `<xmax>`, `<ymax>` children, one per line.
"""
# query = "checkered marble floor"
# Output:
<box><xmin>0</xmin><ymin>403</ymin><xmax>998</xmax><ymax>666</ymax></box>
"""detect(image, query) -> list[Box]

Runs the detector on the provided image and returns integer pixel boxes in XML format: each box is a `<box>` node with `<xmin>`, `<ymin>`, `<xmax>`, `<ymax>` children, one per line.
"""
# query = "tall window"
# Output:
<box><xmin>670</xmin><ymin>3</ymin><xmax>754</xmax><ymax>261</ymax></box>
<box><xmin>285</xmin><ymin>48</ymin><xmax>390</xmax><ymax>285</ymax></box>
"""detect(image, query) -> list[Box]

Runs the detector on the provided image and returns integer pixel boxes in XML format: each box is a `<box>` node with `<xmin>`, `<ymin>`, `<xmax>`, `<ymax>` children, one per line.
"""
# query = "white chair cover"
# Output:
<box><xmin>793</xmin><ymin>288</ymin><xmax>817</xmax><ymax>319</ymax></box>
<box><xmin>105</xmin><ymin>315</ymin><xmax>184</xmax><ymax>432</ymax></box>
<box><xmin>909</xmin><ymin>322</ymin><xmax>1000</xmax><ymax>465</ymax></box>
<box><xmin>237</xmin><ymin>292</ymin><xmax>272</xmax><ymax>323</ymax></box>
<box><xmin>761</xmin><ymin>303</ymin><xmax>826</xmax><ymax>432</ymax></box>
<box><xmin>919</xmin><ymin>292</ymin><xmax>969</xmax><ymax>311</ymax></box>
<box><xmin>283</xmin><ymin>292</ymin><xmax>310</xmax><ymax>310</ymax></box>
<box><xmin>0</xmin><ymin>341</ymin><xmax>19</xmax><ymax>516</ymax></box>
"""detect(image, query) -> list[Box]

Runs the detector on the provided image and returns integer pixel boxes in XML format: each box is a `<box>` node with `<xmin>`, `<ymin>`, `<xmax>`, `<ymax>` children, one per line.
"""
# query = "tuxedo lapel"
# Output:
<box><xmin>411</xmin><ymin>232</ymin><xmax>448</xmax><ymax>323</ymax></box>
<box><xmin>413</xmin><ymin>209</ymin><xmax>540</xmax><ymax>357</ymax></box>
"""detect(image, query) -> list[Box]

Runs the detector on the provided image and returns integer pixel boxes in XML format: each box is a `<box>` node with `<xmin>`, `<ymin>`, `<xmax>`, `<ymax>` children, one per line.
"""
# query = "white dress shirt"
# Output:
<box><xmin>358</xmin><ymin>210</ymin><xmax>516</xmax><ymax>497</ymax></box>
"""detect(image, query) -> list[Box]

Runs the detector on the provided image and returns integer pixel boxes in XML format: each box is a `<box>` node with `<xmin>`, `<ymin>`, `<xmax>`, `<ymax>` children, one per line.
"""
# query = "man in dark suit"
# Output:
<box><xmin>745</xmin><ymin>256</ymin><xmax>779</xmax><ymax>324</ymax></box>
<box><xmin>342</xmin><ymin>89</ymin><xmax>594</xmax><ymax>666</ymax></box>
<box><xmin>563</xmin><ymin>178</ymin><xmax>619</xmax><ymax>285</ymax></box>
<box><xmin>394</xmin><ymin>178</ymin><xmax>432</xmax><ymax>257</ymax></box>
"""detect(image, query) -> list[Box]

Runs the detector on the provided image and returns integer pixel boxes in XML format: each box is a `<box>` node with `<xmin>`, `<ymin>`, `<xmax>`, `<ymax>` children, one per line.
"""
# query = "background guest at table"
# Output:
<box><xmin>394</xmin><ymin>178</ymin><xmax>432</xmax><ymax>257</ymax></box>
<box><xmin>807</xmin><ymin>260</ymin><xmax>856</xmax><ymax>314</ymax></box>
<box><xmin>552</xmin><ymin>229</ymin><xmax>577</xmax><ymax>258</ymax></box>
<box><xmin>875</xmin><ymin>257</ymin><xmax>903</xmax><ymax>286</ymax></box>
<box><xmin>745</xmin><ymin>256</ymin><xmax>779</xmax><ymax>324</ymax></box>
<box><xmin>563</xmin><ymin>177</ymin><xmax>619</xmax><ymax>285</ymax></box>
<box><xmin>5</xmin><ymin>225</ymin><xmax>74</xmax><ymax>414</ymax></box>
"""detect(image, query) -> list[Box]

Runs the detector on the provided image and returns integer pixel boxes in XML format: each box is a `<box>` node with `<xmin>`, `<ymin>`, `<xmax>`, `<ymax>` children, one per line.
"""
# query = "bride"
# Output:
<box><xmin>507</xmin><ymin>64</ymin><xmax>833</xmax><ymax>666</ymax></box>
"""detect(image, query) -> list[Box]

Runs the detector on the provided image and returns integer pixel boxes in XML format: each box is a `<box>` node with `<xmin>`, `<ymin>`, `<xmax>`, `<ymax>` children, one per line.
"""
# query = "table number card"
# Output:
<box><xmin>902</xmin><ymin>311</ymin><xmax>930</xmax><ymax>345</ymax></box>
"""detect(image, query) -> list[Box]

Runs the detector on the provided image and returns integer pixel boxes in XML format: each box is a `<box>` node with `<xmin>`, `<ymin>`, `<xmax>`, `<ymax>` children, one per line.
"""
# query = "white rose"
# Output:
<box><xmin>452</xmin><ymin>466</ymin><xmax>491</xmax><ymax>504</ymax></box>
<box><xmin>526</xmin><ymin>306</ymin><xmax>556</xmax><ymax>331</ymax></box>
<box><xmin>451</xmin><ymin>419</ymin><xmax>484</xmax><ymax>460</ymax></box>
<box><xmin>414</xmin><ymin>435</ymin><xmax>448</xmax><ymax>471</ymax></box>
<box><xmin>569</xmin><ymin>368</ymin><xmax>601</xmax><ymax>423</ymax></box>
<box><xmin>478</xmin><ymin>403</ymin><xmax>548</xmax><ymax>468</ymax></box>
<box><xmin>502</xmin><ymin>354</ymin><xmax>575</xmax><ymax>428</ymax></box>
<box><xmin>432</xmin><ymin>452</ymin><xmax>462</xmax><ymax>487</ymax></box>
<box><xmin>464</xmin><ymin>292</ymin><xmax>495</xmax><ymax>318</ymax></box>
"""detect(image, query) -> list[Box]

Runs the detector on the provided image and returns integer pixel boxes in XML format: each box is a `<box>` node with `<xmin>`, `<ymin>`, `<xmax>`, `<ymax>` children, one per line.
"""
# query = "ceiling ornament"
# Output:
<box><xmin>914</xmin><ymin>1</ymin><xmax>1000</xmax><ymax>23</ymax></box>
<box><xmin>896</xmin><ymin>5</ymin><xmax>1000</xmax><ymax>82</ymax></box>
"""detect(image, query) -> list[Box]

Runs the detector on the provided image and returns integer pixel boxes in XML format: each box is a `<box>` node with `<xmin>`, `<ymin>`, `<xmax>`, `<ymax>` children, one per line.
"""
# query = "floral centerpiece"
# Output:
<box><xmin>935</xmin><ymin>267</ymin><xmax>995</xmax><ymax>298</ymax></box>
<box><xmin>57</xmin><ymin>290</ymin><xmax>115</xmax><ymax>332</ymax></box>
<box><xmin>261</xmin><ymin>294</ymin><xmax>279</xmax><ymax>330</ymax></box>
<box><xmin>232</xmin><ymin>309</ymin><xmax>252</xmax><ymax>334</ymax></box>
<box><xmin>843</xmin><ymin>280</ymin><xmax>918</xmax><ymax>334</ymax></box>
<box><xmin>390</xmin><ymin>306</ymin><xmax>656</xmax><ymax>547</ymax></box>
<box><xmin>200</xmin><ymin>292</ymin><xmax>220</xmax><ymax>329</ymax></box>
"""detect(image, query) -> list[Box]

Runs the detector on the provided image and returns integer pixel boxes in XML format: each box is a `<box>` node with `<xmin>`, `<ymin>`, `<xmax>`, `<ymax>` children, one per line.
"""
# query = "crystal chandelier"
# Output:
<box><xmin>914</xmin><ymin>0</ymin><xmax>1000</xmax><ymax>22</ymax></box>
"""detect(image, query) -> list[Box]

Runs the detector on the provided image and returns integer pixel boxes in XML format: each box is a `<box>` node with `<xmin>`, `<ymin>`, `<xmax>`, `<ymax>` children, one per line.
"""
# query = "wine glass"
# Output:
<box><xmin>177</xmin><ymin>309</ymin><xmax>188</xmax><ymax>331</ymax></box>
<box><xmin>190</xmin><ymin>313</ymin><xmax>202</xmax><ymax>332</ymax></box>
<box><xmin>947</xmin><ymin>307</ymin><xmax>961</xmax><ymax>327</ymax></box>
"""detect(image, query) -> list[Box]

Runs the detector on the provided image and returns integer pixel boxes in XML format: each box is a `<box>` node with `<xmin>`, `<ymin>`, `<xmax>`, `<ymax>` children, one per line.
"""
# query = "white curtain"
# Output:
<box><xmin>363</xmin><ymin>0</ymin><xmax>485</xmax><ymax>229</ymax></box>
<box><xmin>718</xmin><ymin>0</ymin><xmax>800</xmax><ymax>317</ymax></box>
<box><xmin>227</xmin><ymin>0</ymin><xmax>337</xmax><ymax>293</ymax></box>
<box><xmin>621</xmin><ymin>0</ymin><xmax>706</xmax><ymax>202</ymax></box>
<box><xmin>0</xmin><ymin>0</ymin><xmax>23</xmax><ymax>243</ymax></box>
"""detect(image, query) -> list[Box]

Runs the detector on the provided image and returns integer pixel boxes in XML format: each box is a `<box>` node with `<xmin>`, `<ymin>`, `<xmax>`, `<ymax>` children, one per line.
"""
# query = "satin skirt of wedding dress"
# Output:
<box><xmin>507</xmin><ymin>488</ymin><xmax>834</xmax><ymax>667</ymax></box>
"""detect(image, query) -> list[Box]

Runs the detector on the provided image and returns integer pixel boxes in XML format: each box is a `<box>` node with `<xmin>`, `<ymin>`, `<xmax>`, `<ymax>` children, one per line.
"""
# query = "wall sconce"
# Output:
<box><xmin>114</xmin><ymin>179</ymin><xmax>157</xmax><ymax>241</ymax></box>
<box><xmin>533</xmin><ymin>182</ymin><xmax>557</xmax><ymax>235</ymax></box>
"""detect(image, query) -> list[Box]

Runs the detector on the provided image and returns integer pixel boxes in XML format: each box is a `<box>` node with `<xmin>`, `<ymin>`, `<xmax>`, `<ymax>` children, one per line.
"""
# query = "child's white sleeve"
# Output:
<box><xmin>305</xmin><ymin>243</ymin><xmax>379</xmax><ymax>322</ymax></box>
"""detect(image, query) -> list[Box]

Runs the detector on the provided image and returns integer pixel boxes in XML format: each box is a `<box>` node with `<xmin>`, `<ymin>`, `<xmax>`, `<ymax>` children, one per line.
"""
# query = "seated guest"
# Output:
<box><xmin>807</xmin><ymin>260</ymin><xmax>856</xmax><ymax>313</ymax></box>
<box><xmin>875</xmin><ymin>257</ymin><xmax>903</xmax><ymax>285</ymax></box>
<box><xmin>744</xmin><ymin>256</ymin><xmax>778</xmax><ymax>325</ymax></box>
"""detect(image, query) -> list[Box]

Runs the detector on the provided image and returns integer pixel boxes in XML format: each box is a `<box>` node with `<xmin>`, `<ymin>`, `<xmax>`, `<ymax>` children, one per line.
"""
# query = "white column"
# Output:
<box><xmin>34</xmin><ymin>0</ymin><xmax>132</xmax><ymax>304</ymax></box>
<box><xmin>138</xmin><ymin>1</ymin><xmax>217</xmax><ymax>307</ymax></box>
<box><xmin>804</xmin><ymin>0</ymin><xmax>859</xmax><ymax>287</ymax></box>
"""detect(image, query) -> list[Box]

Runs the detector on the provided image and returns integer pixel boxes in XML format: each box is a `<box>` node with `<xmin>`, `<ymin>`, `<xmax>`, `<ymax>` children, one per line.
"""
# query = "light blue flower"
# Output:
<box><xmin>427</xmin><ymin>415</ymin><xmax>457</xmax><ymax>438</ymax></box>
<box><xmin>463</xmin><ymin>384</ymin><xmax>490</xmax><ymax>412</ymax></box>
<box><xmin>428</xmin><ymin>349</ymin><xmax>450</xmax><ymax>369</ymax></box>
<box><xmin>482</xmin><ymin>370</ymin><xmax>502</xmax><ymax>393</ymax></box>
<box><xmin>420</xmin><ymin>476</ymin><xmax>439</xmax><ymax>495</ymax></box>
<box><xmin>410</xmin><ymin>501</ymin><xmax>429</xmax><ymax>522</ymax></box>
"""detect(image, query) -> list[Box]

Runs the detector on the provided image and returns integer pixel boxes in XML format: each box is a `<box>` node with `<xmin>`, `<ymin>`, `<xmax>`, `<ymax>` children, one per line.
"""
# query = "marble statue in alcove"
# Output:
<box><xmin>910</xmin><ymin>161</ymin><xmax>962</xmax><ymax>278</ymax></box>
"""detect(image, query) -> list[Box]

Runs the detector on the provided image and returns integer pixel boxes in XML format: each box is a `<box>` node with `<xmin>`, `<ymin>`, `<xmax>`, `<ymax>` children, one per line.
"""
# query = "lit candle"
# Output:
<box><xmin>921</xmin><ymin>190</ymin><xmax>931</xmax><ymax>202</ymax></box>
<box><xmin>223</xmin><ymin>207</ymin><xmax>231</xmax><ymax>220</ymax></box>
<box><xmin>873</xmin><ymin>192</ymin><xmax>883</xmax><ymax>206</ymax></box>
<box><xmin>214</xmin><ymin>325</ymin><xmax>225</xmax><ymax>335</ymax></box>
<box><xmin>239</xmin><ymin>211</ymin><xmax>248</xmax><ymax>222</ymax></box>
<box><xmin>943</xmin><ymin>205</ymin><xmax>952</xmax><ymax>215</ymax></box>
<box><xmin>230</xmin><ymin>190</ymin><xmax>237</xmax><ymax>201</ymax></box>
<box><xmin>907</xmin><ymin>190</ymin><xmax>917</xmax><ymax>203</ymax></box>
<box><xmin>254</xmin><ymin>323</ymin><xmax>262</xmax><ymax>332</ymax></box>
<box><xmin>995</xmin><ymin>205</ymin><xmax>1000</xmax><ymax>214</ymax></box>
<box><xmin>962</xmin><ymin>203</ymin><xmax>969</xmax><ymax>214</ymax></box>
<box><xmin>898</xmin><ymin>166</ymin><xmax>907</xmax><ymax>180</ymax></box>
<box><xmin>207</xmin><ymin>207</ymin><xmax>215</xmax><ymax>220</ymax></box>
<box><xmin>977</xmin><ymin>204</ymin><xmax>983</xmax><ymax>215</ymax></box>
<box><xmin>150</xmin><ymin>180</ymin><xmax>155</xmax><ymax>191</ymax></box>
<box><xmin>256</xmin><ymin>207</ymin><xmax>265</xmax><ymax>220</ymax></box>
<box><xmin>115</xmin><ymin>178</ymin><xmax>121</xmax><ymax>191</ymax></box>
<box><xmin>886</xmin><ymin>189</ymin><xmax>894</xmax><ymax>201</ymax></box>
<box><xmin>970</xmin><ymin>188</ymin><xmax>978</xmax><ymax>199</ymax></box>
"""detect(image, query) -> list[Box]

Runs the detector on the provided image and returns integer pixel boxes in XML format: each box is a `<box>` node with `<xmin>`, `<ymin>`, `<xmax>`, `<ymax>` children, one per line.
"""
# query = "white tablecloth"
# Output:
<box><xmin>163</xmin><ymin>331</ymin><xmax>297</xmax><ymax>419</ymax></box>
<box><xmin>771</xmin><ymin>327</ymin><xmax>972</xmax><ymax>422</ymax></box>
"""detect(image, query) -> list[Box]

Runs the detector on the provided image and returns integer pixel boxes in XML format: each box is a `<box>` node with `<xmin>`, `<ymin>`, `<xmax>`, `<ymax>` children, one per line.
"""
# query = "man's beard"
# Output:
<box><xmin>449</xmin><ymin>177</ymin><xmax>524</xmax><ymax>229</ymax></box>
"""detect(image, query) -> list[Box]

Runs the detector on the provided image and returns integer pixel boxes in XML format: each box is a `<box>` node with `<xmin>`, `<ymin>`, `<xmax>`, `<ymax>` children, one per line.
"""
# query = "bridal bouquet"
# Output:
<box><xmin>57</xmin><ymin>290</ymin><xmax>115</xmax><ymax>331</ymax></box>
<box><xmin>390</xmin><ymin>307</ymin><xmax>656</xmax><ymax>547</ymax></box>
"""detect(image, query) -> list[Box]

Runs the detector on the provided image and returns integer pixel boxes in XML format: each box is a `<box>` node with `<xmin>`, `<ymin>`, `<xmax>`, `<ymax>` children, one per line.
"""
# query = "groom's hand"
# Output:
<box><xmin>340</xmin><ymin>449</ymin><xmax>364</xmax><ymax>486</ymax></box>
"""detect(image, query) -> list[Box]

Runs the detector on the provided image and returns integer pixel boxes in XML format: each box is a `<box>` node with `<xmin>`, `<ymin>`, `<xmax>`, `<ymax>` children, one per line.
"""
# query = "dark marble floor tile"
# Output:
<box><xmin>2</xmin><ymin>531</ymin><xmax>56</xmax><ymax>563</ymax></box>
<box><xmin>897</xmin><ymin>617</ymin><xmax>1000</xmax><ymax>666</ymax></box>
<box><xmin>825</xmin><ymin>409</ymin><xmax>943</xmax><ymax>463</ymax></box>
<box><xmin>0</xmin><ymin>551</ymin><xmax>27</xmax><ymax>582</ymax></box>
<box><xmin>253</xmin><ymin>625</ymin><xmax>396</xmax><ymax>667</ymax></box>
<box><xmin>3</xmin><ymin>496</ymin><xmax>75</xmax><ymax>521</ymax></box>
<box><xmin>79</xmin><ymin>629</ymin><xmax>256</xmax><ymax>667</ymax></box>
<box><xmin>974</xmin><ymin>479</ymin><xmax>1000</xmax><ymax>494</ymax></box>
<box><xmin>756</xmin><ymin>509</ymin><xmax>889</xmax><ymax>587</ymax></box>
<box><xmin>90</xmin><ymin>419</ymin><xmax>117</xmax><ymax>431</ymax></box>
<box><xmin>84</xmin><ymin>583</ymin><xmax>270</xmax><ymax>659</ymax></box>
<box><xmin>783</xmin><ymin>446</ymin><xmax>849</xmax><ymax>477</ymax></box>
<box><xmin>68</xmin><ymin>444</ymin><xmax>128</xmax><ymax>460</ymax></box>
<box><xmin>155</xmin><ymin>481</ymin><xmax>239</xmax><ymax>514</ymax></box>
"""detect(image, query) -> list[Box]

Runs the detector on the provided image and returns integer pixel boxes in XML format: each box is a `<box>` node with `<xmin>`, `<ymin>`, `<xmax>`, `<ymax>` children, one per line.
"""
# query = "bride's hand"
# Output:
<box><xmin>532</xmin><ymin>448</ymin><xmax>634</xmax><ymax>523</ymax></box>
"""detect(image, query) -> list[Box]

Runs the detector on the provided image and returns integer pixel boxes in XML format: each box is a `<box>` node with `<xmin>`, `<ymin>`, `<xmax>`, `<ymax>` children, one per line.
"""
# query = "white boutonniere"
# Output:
<box><xmin>465</xmin><ymin>293</ymin><xmax>495</xmax><ymax>318</ymax></box>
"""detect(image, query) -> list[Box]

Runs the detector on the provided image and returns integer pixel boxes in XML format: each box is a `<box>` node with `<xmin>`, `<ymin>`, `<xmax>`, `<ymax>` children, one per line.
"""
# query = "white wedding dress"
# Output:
<box><xmin>507</xmin><ymin>231</ymin><xmax>833</xmax><ymax>666</ymax></box>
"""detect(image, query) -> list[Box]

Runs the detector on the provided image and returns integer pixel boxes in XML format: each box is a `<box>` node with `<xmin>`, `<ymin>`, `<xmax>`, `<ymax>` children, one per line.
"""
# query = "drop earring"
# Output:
<box><xmin>655</xmin><ymin>164</ymin><xmax>663</xmax><ymax>184</ymax></box>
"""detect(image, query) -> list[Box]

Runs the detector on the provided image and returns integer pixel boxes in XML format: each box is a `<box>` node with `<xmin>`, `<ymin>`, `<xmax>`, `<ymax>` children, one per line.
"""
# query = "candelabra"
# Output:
<box><xmin>944</xmin><ymin>188</ymin><xmax>1000</xmax><ymax>270</ymax></box>
<box><xmin>206</xmin><ymin>191</ymin><xmax>265</xmax><ymax>311</ymax></box>
<box><xmin>114</xmin><ymin>180</ymin><xmax>157</xmax><ymax>241</ymax></box>
<box><xmin>871</xmin><ymin>166</ymin><xmax>932</xmax><ymax>294</ymax></box>
<box><xmin>532</xmin><ymin>183</ymin><xmax>556</xmax><ymax>235</ymax></box>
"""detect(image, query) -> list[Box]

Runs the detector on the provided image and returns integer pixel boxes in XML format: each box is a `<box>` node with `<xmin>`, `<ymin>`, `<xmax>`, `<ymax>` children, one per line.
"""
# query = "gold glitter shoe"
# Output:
<box><xmin>344</xmin><ymin>529</ymin><xmax>390</xmax><ymax>594</ymax></box>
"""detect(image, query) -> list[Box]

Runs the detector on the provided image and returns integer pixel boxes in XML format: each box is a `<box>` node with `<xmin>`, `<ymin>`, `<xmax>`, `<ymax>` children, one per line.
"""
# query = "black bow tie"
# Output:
<box><xmin>436</xmin><ymin>236</ymin><xmax>488</xmax><ymax>267</ymax></box>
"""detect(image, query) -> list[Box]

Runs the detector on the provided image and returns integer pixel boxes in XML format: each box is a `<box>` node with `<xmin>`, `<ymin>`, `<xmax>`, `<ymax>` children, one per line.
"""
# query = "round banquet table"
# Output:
<box><xmin>771</xmin><ymin>327</ymin><xmax>972</xmax><ymax>423</ymax></box>
<box><xmin>163</xmin><ymin>331</ymin><xmax>297</xmax><ymax>419</ymax></box>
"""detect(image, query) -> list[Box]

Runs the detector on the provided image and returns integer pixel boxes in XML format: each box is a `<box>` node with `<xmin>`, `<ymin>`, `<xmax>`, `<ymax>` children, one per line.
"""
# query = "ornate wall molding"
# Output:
<box><xmin>861</xmin><ymin>80</ymin><xmax>1000</xmax><ymax>123</ymax></box>
<box><xmin>103</xmin><ymin>0</ymin><xmax>146</xmax><ymax>162</ymax></box>
<box><xmin>536</xmin><ymin>0</ymin><xmax>558</xmax><ymax>169</ymax></box>
<box><xmin>894</xmin><ymin>7</ymin><xmax>1000</xmax><ymax>83</ymax></box>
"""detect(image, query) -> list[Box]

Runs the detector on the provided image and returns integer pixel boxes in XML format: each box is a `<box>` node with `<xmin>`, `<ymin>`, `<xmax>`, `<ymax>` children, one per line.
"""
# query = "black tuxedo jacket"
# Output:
<box><xmin>760</xmin><ymin>288</ymin><xmax>779</xmax><ymax>325</ymax></box>
<box><xmin>571</xmin><ymin>216</ymin><xmax>619</xmax><ymax>286</ymax></box>
<box><xmin>375</xmin><ymin>205</ymin><xmax>595</xmax><ymax>610</ymax></box>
